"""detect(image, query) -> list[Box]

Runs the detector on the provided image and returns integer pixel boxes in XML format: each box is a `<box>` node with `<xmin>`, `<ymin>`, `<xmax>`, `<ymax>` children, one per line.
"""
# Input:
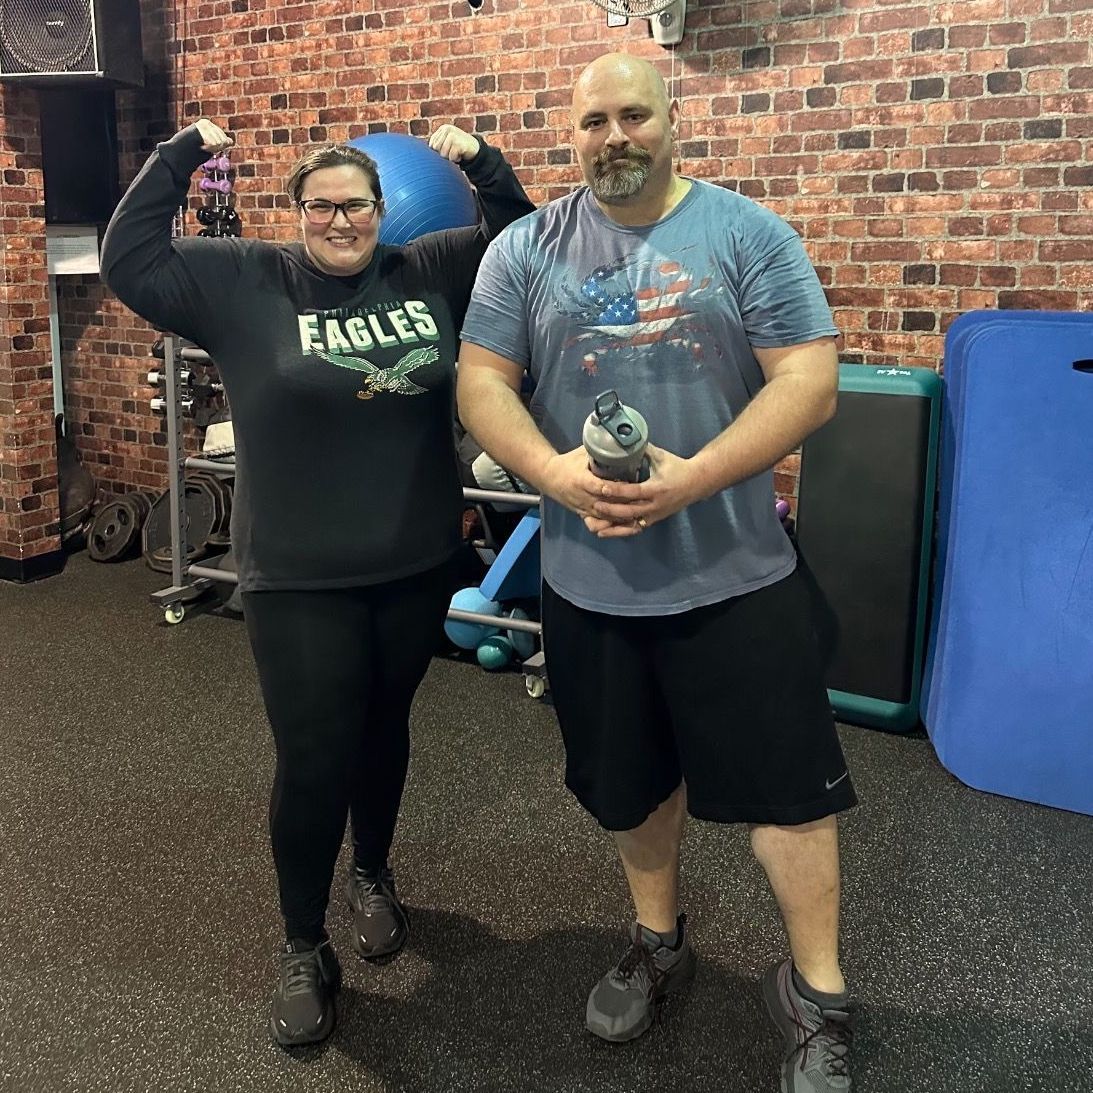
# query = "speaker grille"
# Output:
<box><xmin>0</xmin><ymin>0</ymin><xmax>95</xmax><ymax>74</ymax></box>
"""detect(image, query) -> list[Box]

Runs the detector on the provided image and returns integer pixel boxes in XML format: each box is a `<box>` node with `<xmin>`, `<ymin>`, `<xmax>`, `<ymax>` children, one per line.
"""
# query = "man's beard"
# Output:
<box><xmin>590</xmin><ymin>147</ymin><xmax>654</xmax><ymax>203</ymax></box>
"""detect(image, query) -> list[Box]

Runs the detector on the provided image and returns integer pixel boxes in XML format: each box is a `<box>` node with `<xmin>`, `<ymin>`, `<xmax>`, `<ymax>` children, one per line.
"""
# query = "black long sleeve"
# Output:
<box><xmin>100</xmin><ymin>126</ymin><xmax>534</xmax><ymax>592</ymax></box>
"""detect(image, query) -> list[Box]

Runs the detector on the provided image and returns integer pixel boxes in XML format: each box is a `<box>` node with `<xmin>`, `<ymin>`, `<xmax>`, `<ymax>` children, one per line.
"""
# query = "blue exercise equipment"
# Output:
<box><xmin>445</xmin><ymin>504</ymin><xmax>543</xmax><ymax>681</ymax></box>
<box><xmin>504</xmin><ymin>606</ymin><xmax>537</xmax><ymax>660</ymax></box>
<box><xmin>346</xmin><ymin>132</ymin><xmax>477</xmax><ymax>245</ymax></box>
<box><xmin>476</xmin><ymin>634</ymin><xmax>515</xmax><ymax>671</ymax></box>
<box><xmin>444</xmin><ymin>586</ymin><xmax>502</xmax><ymax>649</ymax></box>
<box><xmin>479</xmin><ymin>510</ymin><xmax>541</xmax><ymax>601</ymax></box>
<box><xmin>922</xmin><ymin>310</ymin><xmax>1093</xmax><ymax>816</ymax></box>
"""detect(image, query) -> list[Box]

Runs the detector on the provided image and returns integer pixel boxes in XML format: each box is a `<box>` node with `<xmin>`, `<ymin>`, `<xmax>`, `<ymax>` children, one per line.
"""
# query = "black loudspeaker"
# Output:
<box><xmin>794</xmin><ymin>364</ymin><xmax>941</xmax><ymax>732</ymax></box>
<box><xmin>40</xmin><ymin>86</ymin><xmax>118</xmax><ymax>223</ymax></box>
<box><xmin>0</xmin><ymin>0</ymin><xmax>143</xmax><ymax>86</ymax></box>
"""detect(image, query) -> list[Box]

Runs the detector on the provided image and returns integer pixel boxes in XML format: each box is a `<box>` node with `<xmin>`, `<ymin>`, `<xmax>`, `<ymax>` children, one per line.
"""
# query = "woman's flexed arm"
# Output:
<box><xmin>100</xmin><ymin>120</ymin><xmax>246</xmax><ymax>344</ymax></box>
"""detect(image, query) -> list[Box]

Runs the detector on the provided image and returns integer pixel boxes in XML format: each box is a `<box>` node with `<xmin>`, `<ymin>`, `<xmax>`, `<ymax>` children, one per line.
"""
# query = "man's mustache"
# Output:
<box><xmin>593</xmin><ymin>147</ymin><xmax>653</xmax><ymax>171</ymax></box>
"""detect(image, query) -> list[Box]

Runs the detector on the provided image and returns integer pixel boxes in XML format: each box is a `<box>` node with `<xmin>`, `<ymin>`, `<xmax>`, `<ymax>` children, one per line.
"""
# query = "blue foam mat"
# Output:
<box><xmin>925</xmin><ymin>311</ymin><xmax>1093</xmax><ymax>717</ymax></box>
<box><xmin>923</xmin><ymin>311</ymin><xmax>1093</xmax><ymax>815</ymax></box>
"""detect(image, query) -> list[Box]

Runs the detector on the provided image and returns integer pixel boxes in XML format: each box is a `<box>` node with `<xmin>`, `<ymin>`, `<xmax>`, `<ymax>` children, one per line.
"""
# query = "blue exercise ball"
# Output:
<box><xmin>347</xmin><ymin>132</ymin><xmax>477</xmax><ymax>245</ymax></box>
<box><xmin>444</xmin><ymin>586</ymin><xmax>502</xmax><ymax>650</ymax></box>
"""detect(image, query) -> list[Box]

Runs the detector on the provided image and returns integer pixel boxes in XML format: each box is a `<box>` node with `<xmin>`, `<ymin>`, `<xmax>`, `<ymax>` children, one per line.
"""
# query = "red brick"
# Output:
<box><xmin>939</xmin><ymin>264</ymin><xmax>982</xmax><ymax>286</ymax></box>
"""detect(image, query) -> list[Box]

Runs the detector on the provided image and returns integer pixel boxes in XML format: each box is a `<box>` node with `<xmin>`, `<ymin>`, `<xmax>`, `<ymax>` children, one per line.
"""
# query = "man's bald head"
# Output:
<box><xmin>572</xmin><ymin>53</ymin><xmax>670</xmax><ymax>119</ymax></box>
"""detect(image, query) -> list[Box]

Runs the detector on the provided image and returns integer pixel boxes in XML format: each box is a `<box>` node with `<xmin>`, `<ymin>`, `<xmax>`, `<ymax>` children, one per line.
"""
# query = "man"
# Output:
<box><xmin>457</xmin><ymin>52</ymin><xmax>855</xmax><ymax>1092</ymax></box>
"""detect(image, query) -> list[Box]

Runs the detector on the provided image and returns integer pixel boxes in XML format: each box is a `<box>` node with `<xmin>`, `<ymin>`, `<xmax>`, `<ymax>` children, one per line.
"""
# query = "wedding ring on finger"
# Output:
<box><xmin>636</xmin><ymin>516</ymin><xmax>648</xmax><ymax>530</ymax></box>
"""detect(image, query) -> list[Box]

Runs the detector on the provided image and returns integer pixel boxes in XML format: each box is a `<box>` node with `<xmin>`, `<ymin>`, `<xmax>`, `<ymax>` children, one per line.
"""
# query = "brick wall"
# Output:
<box><xmin>2</xmin><ymin>0</ymin><xmax>1091</xmax><ymax>566</ymax></box>
<box><xmin>0</xmin><ymin>85</ymin><xmax>56</xmax><ymax>572</ymax></box>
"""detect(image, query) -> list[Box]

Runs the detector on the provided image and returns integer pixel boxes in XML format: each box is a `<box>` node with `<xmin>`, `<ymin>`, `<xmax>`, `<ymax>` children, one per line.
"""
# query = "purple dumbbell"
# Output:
<box><xmin>202</xmin><ymin>155</ymin><xmax>231</xmax><ymax>173</ymax></box>
<box><xmin>199</xmin><ymin>176</ymin><xmax>233</xmax><ymax>194</ymax></box>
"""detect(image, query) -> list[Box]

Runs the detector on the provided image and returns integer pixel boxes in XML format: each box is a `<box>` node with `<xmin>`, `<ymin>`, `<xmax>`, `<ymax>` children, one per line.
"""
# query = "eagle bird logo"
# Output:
<box><xmin>312</xmin><ymin>346</ymin><xmax>439</xmax><ymax>398</ymax></box>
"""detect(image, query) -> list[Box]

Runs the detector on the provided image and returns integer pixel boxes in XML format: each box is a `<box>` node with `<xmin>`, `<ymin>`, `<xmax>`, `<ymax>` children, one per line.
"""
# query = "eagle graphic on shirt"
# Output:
<box><xmin>312</xmin><ymin>346</ymin><xmax>439</xmax><ymax>398</ymax></box>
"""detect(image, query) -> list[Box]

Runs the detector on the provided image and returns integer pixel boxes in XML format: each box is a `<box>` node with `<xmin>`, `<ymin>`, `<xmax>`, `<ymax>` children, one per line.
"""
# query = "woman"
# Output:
<box><xmin>101</xmin><ymin>118</ymin><xmax>533</xmax><ymax>1046</ymax></box>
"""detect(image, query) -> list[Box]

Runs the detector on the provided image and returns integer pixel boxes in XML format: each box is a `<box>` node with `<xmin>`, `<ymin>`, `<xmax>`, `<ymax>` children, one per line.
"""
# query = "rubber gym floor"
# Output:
<box><xmin>2</xmin><ymin>550</ymin><xmax>1090</xmax><ymax>1093</ymax></box>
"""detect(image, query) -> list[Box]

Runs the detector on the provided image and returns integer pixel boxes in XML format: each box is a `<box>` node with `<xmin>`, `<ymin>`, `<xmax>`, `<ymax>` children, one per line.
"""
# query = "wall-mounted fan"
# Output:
<box><xmin>590</xmin><ymin>0</ymin><xmax>686</xmax><ymax>47</ymax></box>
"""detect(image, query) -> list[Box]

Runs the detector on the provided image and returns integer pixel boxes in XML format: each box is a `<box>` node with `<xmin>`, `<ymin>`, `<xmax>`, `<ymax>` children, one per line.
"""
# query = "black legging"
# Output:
<box><xmin>241</xmin><ymin>560</ymin><xmax>454</xmax><ymax>942</ymax></box>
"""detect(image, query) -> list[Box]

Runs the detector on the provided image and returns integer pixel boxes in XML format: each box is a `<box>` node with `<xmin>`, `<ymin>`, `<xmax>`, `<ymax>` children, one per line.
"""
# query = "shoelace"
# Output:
<box><xmin>612</xmin><ymin>939</ymin><xmax>663</xmax><ymax>992</ymax></box>
<box><xmin>352</xmin><ymin>870</ymin><xmax>396</xmax><ymax>914</ymax></box>
<box><xmin>280</xmin><ymin>950</ymin><xmax>322</xmax><ymax>999</ymax></box>
<box><xmin>798</xmin><ymin>1013</ymin><xmax>853</xmax><ymax>1077</ymax></box>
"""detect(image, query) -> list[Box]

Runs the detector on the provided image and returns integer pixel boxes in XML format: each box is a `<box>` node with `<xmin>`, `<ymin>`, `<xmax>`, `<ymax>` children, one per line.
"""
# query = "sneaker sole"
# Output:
<box><xmin>586</xmin><ymin>946</ymin><xmax>697</xmax><ymax>1043</ymax></box>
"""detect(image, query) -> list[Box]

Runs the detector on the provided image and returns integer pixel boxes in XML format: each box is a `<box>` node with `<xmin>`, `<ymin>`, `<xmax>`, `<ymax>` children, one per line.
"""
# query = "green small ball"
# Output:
<box><xmin>476</xmin><ymin>635</ymin><xmax>514</xmax><ymax>671</ymax></box>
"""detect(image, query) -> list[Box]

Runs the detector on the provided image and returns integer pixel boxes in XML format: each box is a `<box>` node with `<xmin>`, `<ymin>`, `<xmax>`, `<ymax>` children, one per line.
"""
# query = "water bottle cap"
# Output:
<box><xmin>593</xmin><ymin>389</ymin><xmax>622</xmax><ymax>423</ymax></box>
<box><xmin>592</xmin><ymin>389</ymin><xmax>643</xmax><ymax>452</ymax></box>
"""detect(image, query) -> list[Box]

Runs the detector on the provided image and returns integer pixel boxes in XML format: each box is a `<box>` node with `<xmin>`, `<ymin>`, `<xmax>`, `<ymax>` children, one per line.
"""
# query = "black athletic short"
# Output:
<box><xmin>540</xmin><ymin>566</ymin><xmax>857</xmax><ymax>831</ymax></box>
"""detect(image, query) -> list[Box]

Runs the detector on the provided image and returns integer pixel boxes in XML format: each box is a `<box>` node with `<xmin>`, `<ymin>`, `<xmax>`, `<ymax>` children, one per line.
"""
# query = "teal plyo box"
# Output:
<box><xmin>795</xmin><ymin>364</ymin><xmax>941</xmax><ymax>731</ymax></box>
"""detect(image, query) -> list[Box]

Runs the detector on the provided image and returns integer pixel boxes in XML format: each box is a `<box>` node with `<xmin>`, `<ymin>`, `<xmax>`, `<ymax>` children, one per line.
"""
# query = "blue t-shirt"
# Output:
<box><xmin>461</xmin><ymin>180</ymin><xmax>839</xmax><ymax>615</ymax></box>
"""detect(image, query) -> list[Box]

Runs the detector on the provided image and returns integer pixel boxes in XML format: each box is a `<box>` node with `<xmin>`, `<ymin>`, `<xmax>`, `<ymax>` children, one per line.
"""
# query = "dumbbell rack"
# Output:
<box><xmin>148</xmin><ymin>348</ymin><xmax>547</xmax><ymax>694</ymax></box>
<box><xmin>147</xmin><ymin>350</ymin><xmax>224</xmax><ymax>424</ymax></box>
<box><xmin>149</xmin><ymin>333</ymin><xmax>219</xmax><ymax>623</ymax></box>
<box><xmin>149</xmin><ymin>158</ymin><xmax>242</xmax><ymax>621</ymax></box>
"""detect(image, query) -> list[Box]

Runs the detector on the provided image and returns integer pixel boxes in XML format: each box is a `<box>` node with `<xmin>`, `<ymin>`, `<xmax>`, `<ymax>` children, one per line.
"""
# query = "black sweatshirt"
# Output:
<box><xmin>101</xmin><ymin>125</ymin><xmax>533</xmax><ymax>591</ymax></box>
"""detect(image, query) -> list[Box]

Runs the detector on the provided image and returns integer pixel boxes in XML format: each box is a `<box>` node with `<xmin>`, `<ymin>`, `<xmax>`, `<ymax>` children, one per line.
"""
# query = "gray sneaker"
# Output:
<box><xmin>346</xmin><ymin>865</ymin><xmax>408</xmax><ymax>962</ymax></box>
<box><xmin>269</xmin><ymin>936</ymin><xmax>341</xmax><ymax>1047</ymax></box>
<box><xmin>586</xmin><ymin>915</ymin><xmax>696</xmax><ymax>1042</ymax></box>
<box><xmin>762</xmin><ymin>958</ymin><xmax>853</xmax><ymax>1092</ymax></box>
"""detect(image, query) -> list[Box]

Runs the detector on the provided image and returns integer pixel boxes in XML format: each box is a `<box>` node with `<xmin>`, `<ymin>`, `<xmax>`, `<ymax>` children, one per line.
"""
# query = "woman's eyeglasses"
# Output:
<box><xmin>298</xmin><ymin>198</ymin><xmax>379</xmax><ymax>225</ymax></box>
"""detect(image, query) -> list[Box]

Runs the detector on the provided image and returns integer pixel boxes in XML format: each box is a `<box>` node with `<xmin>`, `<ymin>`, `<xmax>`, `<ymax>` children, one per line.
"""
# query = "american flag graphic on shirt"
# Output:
<box><xmin>556</xmin><ymin>252</ymin><xmax>724</xmax><ymax>375</ymax></box>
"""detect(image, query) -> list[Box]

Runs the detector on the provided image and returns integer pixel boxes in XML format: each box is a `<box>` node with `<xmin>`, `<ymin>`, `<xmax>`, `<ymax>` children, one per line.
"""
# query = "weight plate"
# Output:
<box><xmin>124</xmin><ymin>490</ymin><xmax>152</xmax><ymax>524</ymax></box>
<box><xmin>204</xmin><ymin>475</ymin><xmax>234</xmax><ymax>536</ymax></box>
<box><xmin>186</xmin><ymin>474</ymin><xmax>226</xmax><ymax>536</ymax></box>
<box><xmin>142</xmin><ymin>480</ymin><xmax>219</xmax><ymax>564</ymax></box>
<box><xmin>88</xmin><ymin>499</ymin><xmax>141</xmax><ymax>562</ymax></box>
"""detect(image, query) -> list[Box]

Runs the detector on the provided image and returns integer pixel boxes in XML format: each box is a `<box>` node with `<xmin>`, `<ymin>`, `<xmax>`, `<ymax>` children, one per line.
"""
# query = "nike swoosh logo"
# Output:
<box><xmin>825</xmin><ymin>772</ymin><xmax>849</xmax><ymax>790</ymax></box>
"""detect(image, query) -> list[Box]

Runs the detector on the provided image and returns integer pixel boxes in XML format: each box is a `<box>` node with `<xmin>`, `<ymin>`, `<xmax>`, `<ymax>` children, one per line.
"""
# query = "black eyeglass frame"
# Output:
<box><xmin>297</xmin><ymin>198</ymin><xmax>381</xmax><ymax>225</ymax></box>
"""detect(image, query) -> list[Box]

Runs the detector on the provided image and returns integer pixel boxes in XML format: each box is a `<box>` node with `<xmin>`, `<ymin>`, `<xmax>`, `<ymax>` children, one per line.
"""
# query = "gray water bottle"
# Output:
<box><xmin>582</xmin><ymin>389</ymin><xmax>650</xmax><ymax>482</ymax></box>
